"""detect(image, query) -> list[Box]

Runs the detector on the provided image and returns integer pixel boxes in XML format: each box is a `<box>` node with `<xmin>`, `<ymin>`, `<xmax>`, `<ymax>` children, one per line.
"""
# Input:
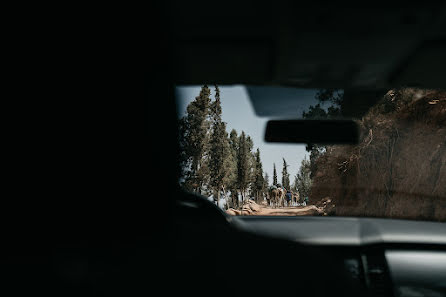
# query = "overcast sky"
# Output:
<box><xmin>175</xmin><ymin>85</ymin><xmax>320</xmax><ymax>185</ymax></box>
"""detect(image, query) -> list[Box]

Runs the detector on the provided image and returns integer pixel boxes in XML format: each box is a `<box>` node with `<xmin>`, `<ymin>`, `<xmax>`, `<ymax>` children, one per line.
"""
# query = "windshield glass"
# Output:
<box><xmin>175</xmin><ymin>85</ymin><xmax>446</xmax><ymax>222</ymax></box>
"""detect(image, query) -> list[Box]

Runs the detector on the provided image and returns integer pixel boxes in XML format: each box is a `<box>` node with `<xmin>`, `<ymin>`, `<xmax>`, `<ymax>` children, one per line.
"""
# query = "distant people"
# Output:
<box><xmin>303</xmin><ymin>196</ymin><xmax>309</xmax><ymax>206</ymax></box>
<box><xmin>285</xmin><ymin>190</ymin><xmax>292</xmax><ymax>206</ymax></box>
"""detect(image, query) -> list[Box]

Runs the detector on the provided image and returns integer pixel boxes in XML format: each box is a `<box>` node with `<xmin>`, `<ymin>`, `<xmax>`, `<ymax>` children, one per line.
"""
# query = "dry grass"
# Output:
<box><xmin>310</xmin><ymin>89</ymin><xmax>446</xmax><ymax>222</ymax></box>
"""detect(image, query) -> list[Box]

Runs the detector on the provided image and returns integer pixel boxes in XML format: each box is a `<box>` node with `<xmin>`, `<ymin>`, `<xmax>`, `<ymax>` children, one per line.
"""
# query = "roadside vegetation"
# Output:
<box><xmin>308</xmin><ymin>88</ymin><xmax>446</xmax><ymax>221</ymax></box>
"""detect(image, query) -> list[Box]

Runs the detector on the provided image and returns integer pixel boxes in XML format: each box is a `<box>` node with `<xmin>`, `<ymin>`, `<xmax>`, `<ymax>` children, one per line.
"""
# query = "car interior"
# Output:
<box><xmin>5</xmin><ymin>2</ymin><xmax>445</xmax><ymax>297</ymax></box>
<box><xmin>167</xmin><ymin>2</ymin><xmax>446</xmax><ymax>297</ymax></box>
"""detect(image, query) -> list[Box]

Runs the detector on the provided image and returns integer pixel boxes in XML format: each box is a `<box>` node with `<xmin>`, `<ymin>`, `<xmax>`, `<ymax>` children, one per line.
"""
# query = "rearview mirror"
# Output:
<box><xmin>265</xmin><ymin>120</ymin><xmax>359</xmax><ymax>144</ymax></box>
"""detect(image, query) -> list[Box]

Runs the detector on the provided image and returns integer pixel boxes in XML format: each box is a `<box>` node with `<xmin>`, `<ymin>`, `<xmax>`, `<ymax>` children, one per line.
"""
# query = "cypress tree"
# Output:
<box><xmin>228</xmin><ymin>129</ymin><xmax>239</xmax><ymax>208</ymax></box>
<box><xmin>237</xmin><ymin>131</ymin><xmax>250</xmax><ymax>204</ymax></box>
<box><xmin>179</xmin><ymin>85</ymin><xmax>211</xmax><ymax>194</ymax></box>
<box><xmin>253</xmin><ymin>148</ymin><xmax>264</xmax><ymax>203</ymax></box>
<box><xmin>282</xmin><ymin>158</ymin><xmax>290</xmax><ymax>190</ymax></box>
<box><xmin>273</xmin><ymin>163</ymin><xmax>278</xmax><ymax>186</ymax></box>
<box><xmin>264</xmin><ymin>172</ymin><xmax>269</xmax><ymax>190</ymax></box>
<box><xmin>208</xmin><ymin>85</ymin><xmax>233</xmax><ymax>205</ymax></box>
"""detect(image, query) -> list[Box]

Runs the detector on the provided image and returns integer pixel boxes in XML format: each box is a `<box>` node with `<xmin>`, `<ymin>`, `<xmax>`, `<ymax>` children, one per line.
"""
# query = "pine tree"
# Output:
<box><xmin>264</xmin><ymin>172</ymin><xmax>270</xmax><ymax>190</ymax></box>
<box><xmin>228</xmin><ymin>129</ymin><xmax>239</xmax><ymax>208</ymax></box>
<box><xmin>273</xmin><ymin>163</ymin><xmax>278</xmax><ymax>186</ymax></box>
<box><xmin>245</xmin><ymin>136</ymin><xmax>256</xmax><ymax>194</ymax></box>
<box><xmin>208</xmin><ymin>85</ymin><xmax>233</xmax><ymax>205</ymax></box>
<box><xmin>237</xmin><ymin>131</ymin><xmax>250</xmax><ymax>204</ymax></box>
<box><xmin>253</xmin><ymin>148</ymin><xmax>264</xmax><ymax>203</ymax></box>
<box><xmin>179</xmin><ymin>85</ymin><xmax>211</xmax><ymax>194</ymax></box>
<box><xmin>282</xmin><ymin>158</ymin><xmax>290</xmax><ymax>190</ymax></box>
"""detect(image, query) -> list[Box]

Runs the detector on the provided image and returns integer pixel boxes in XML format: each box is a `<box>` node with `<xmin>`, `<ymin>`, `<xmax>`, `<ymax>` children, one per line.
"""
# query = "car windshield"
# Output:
<box><xmin>175</xmin><ymin>85</ymin><xmax>446</xmax><ymax>222</ymax></box>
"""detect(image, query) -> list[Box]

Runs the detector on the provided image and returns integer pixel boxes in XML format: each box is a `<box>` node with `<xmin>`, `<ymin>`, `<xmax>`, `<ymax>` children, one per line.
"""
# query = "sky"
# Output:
<box><xmin>175</xmin><ymin>85</ymin><xmax>320</xmax><ymax>186</ymax></box>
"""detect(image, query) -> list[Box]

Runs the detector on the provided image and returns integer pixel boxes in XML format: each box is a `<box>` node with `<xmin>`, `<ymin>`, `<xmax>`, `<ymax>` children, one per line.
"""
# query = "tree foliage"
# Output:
<box><xmin>273</xmin><ymin>163</ymin><xmax>278</xmax><ymax>186</ymax></box>
<box><xmin>302</xmin><ymin>89</ymin><xmax>343</xmax><ymax>179</ymax></box>
<box><xmin>253</xmin><ymin>148</ymin><xmax>265</xmax><ymax>203</ymax></box>
<box><xmin>236</xmin><ymin>131</ymin><xmax>250</xmax><ymax>202</ymax></box>
<box><xmin>208</xmin><ymin>85</ymin><xmax>233</xmax><ymax>203</ymax></box>
<box><xmin>180</xmin><ymin>85</ymin><xmax>212</xmax><ymax>193</ymax></box>
<box><xmin>263</xmin><ymin>172</ymin><xmax>269</xmax><ymax>192</ymax></box>
<box><xmin>227</xmin><ymin>129</ymin><xmax>239</xmax><ymax>207</ymax></box>
<box><xmin>282</xmin><ymin>158</ymin><xmax>290</xmax><ymax>190</ymax></box>
<box><xmin>178</xmin><ymin>86</ymin><xmax>265</xmax><ymax>209</ymax></box>
<box><xmin>295</xmin><ymin>156</ymin><xmax>312</xmax><ymax>198</ymax></box>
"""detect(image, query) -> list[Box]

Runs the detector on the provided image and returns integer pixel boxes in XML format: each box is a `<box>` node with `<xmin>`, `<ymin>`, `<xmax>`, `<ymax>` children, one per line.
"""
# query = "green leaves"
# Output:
<box><xmin>282</xmin><ymin>158</ymin><xmax>290</xmax><ymax>190</ymax></box>
<box><xmin>273</xmin><ymin>163</ymin><xmax>278</xmax><ymax>186</ymax></box>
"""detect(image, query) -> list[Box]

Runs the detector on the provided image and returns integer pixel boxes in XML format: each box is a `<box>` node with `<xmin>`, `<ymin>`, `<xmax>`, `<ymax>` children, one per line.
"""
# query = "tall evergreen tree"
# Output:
<box><xmin>282</xmin><ymin>158</ymin><xmax>290</xmax><ymax>190</ymax></box>
<box><xmin>245</xmin><ymin>136</ymin><xmax>256</xmax><ymax>195</ymax></box>
<box><xmin>208</xmin><ymin>85</ymin><xmax>233</xmax><ymax>205</ymax></box>
<box><xmin>179</xmin><ymin>85</ymin><xmax>211</xmax><ymax>193</ymax></box>
<box><xmin>273</xmin><ymin>163</ymin><xmax>278</xmax><ymax>186</ymax></box>
<box><xmin>253</xmin><ymin>148</ymin><xmax>264</xmax><ymax>203</ymax></box>
<box><xmin>228</xmin><ymin>129</ymin><xmax>239</xmax><ymax>208</ymax></box>
<box><xmin>237</xmin><ymin>131</ymin><xmax>250</xmax><ymax>203</ymax></box>
<box><xmin>264</xmin><ymin>172</ymin><xmax>270</xmax><ymax>190</ymax></box>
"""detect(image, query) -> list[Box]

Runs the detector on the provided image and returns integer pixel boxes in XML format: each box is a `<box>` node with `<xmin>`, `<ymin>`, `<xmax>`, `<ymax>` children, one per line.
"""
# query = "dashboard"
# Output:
<box><xmin>231</xmin><ymin>216</ymin><xmax>446</xmax><ymax>297</ymax></box>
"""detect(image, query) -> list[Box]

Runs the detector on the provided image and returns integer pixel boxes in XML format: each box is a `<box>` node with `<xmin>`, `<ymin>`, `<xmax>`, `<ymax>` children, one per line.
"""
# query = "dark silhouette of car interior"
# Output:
<box><xmin>6</xmin><ymin>2</ymin><xmax>445</xmax><ymax>297</ymax></box>
<box><xmin>168</xmin><ymin>2</ymin><xmax>446</xmax><ymax>297</ymax></box>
